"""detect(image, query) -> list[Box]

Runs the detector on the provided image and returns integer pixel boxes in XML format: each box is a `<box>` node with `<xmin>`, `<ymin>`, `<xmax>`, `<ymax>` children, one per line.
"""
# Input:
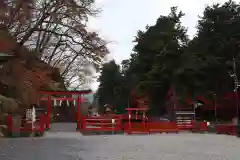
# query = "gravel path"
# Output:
<box><xmin>1</xmin><ymin>123</ymin><xmax>240</xmax><ymax>160</ymax></box>
<box><xmin>79</xmin><ymin>133</ymin><xmax>240</xmax><ymax>160</ymax></box>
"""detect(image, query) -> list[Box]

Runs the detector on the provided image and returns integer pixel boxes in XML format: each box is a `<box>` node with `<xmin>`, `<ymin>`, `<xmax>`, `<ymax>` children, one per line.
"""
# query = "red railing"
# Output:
<box><xmin>81</xmin><ymin>116</ymin><xmax>210</xmax><ymax>134</ymax></box>
<box><xmin>148</xmin><ymin>122</ymin><xmax>179</xmax><ymax>133</ymax></box>
<box><xmin>216</xmin><ymin>124</ymin><xmax>236</xmax><ymax>135</ymax></box>
<box><xmin>198</xmin><ymin>122</ymin><xmax>208</xmax><ymax>131</ymax></box>
<box><xmin>7</xmin><ymin>114</ymin><xmax>45</xmax><ymax>133</ymax></box>
<box><xmin>177</xmin><ymin>121</ymin><xmax>208</xmax><ymax>132</ymax></box>
<box><xmin>123</xmin><ymin>122</ymin><xmax>149</xmax><ymax>134</ymax></box>
<box><xmin>82</xmin><ymin>116</ymin><xmax>122</xmax><ymax>132</ymax></box>
<box><xmin>123</xmin><ymin>121</ymin><xmax>208</xmax><ymax>134</ymax></box>
<box><xmin>123</xmin><ymin>122</ymin><xmax>179</xmax><ymax>134</ymax></box>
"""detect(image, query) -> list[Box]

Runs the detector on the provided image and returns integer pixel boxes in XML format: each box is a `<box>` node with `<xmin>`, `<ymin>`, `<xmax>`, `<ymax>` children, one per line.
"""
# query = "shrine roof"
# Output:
<box><xmin>39</xmin><ymin>89</ymin><xmax>92</xmax><ymax>95</ymax></box>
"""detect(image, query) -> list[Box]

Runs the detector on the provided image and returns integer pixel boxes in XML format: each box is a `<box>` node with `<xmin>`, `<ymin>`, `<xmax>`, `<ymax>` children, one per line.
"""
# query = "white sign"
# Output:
<box><xmin>53</xmin><ymin>99</ymin><xmax>57</xmax><ymax>106</ymax></box>
<box><xmin>31</xmin><ymin>106</ymin><xmax>36</xmax><ymax>130</ymax></box>
<box><xmin>52</xmin><ymin>99</ymin><xmax>77</xmax><ymax>107</ymax></box>
<box><xmin>112</xmin><ymin>119</ymin><xmax>115</xmax><ymax>124</ymax></box>
<box><xmin>32</xmin><ymin>106</ymin><xmax>36</xmax><ymax>122</ymax></box>
<box><xmin>128</xmin><ymin>114</ymin><xmax>131</xmax><ymax>119</ymax></box>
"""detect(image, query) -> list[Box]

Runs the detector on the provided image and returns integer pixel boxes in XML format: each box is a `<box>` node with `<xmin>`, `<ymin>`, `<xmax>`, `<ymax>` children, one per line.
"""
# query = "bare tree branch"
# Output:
<box><xmin>5</xmin><ymin>0</ymin><xmax>109</xmax><ymax>88</ymax></box>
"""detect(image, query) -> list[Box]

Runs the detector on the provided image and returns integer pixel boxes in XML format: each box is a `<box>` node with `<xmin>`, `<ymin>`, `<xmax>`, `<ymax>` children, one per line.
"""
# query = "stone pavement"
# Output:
<box><xmin>48</xmin><ymin>123</ymin><xmax>77</xmax><ymax>132</ymax></box>
<box><xmin>1</xmin><ymin>123</ymin><xmax>240</xmax><ymax>160</ymax></box>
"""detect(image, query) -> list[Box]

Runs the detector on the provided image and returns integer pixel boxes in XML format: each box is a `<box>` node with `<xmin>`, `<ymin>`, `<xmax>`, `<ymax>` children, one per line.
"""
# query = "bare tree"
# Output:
<box><xmin>4</xmin><ymin>0</ymin><xmax>109</xmax><ymax>89</ymax></box>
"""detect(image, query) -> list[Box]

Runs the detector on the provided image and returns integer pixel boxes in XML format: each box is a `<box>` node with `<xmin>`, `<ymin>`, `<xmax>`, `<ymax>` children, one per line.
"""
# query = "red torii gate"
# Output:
<box><xmin>38</xmin><ymin>89</ymin><xmax>92</xmax><ymax>130</ymax></box>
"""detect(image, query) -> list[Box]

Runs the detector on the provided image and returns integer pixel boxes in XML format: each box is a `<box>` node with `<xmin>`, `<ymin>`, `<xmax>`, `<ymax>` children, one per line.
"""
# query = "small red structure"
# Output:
<box><xmin>125</xmin><ymin>108</ymin><xmax>149</xmax><ymax>134</ymax></box>
<box><xmin>38</xmin><ymin>89</ymin><xmax>92</xmax><ymax>130</ymax></box>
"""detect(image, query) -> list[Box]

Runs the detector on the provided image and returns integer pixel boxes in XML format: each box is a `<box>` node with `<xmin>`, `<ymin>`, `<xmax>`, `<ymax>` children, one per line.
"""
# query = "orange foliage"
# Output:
<box><xmin>0</xmin><ymin>27</ymin><xmax>62</xmax><ymax>110</ymax></box>
<box><xmin>0</xmin><ymin>58</ymin><xmax>56</xmax><ymax>107</ymax></box>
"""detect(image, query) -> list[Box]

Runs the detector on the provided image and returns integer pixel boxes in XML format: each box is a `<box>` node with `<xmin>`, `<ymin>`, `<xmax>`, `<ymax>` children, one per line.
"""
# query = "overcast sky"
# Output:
<box><xmin>88</xmin><ymin>0</ymin><xmax>238</xmax><ymax>91</ymax></box>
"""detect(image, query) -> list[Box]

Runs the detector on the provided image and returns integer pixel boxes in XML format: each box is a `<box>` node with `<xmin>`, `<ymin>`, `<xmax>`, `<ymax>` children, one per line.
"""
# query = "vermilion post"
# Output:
<box><xmin>46</xmin><ymin>95</ymin><xmax>51</xmax><ymax>130</ymax></box>
<box><xmin>40</xmin><ymin>114</ymin><xmax>45</xmax><ymax>132</ymax></box>
<box><xmin>82</xmin><ymin>116</ymin><xmax>86</xmax><ymax>131</ymax></box>
<box><xmin>7</xmin><ymin>115</ymin><xmax>12</xmax><ymax>132</ymax></box>
<box><xmin>76</xmin><ymin>95</ymin><xmax>82</xmax><ymax>130</ymax></box>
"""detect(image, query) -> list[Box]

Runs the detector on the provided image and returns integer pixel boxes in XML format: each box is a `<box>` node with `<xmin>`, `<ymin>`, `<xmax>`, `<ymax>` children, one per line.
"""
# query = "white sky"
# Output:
<box><xmin>88</xmin><ymin>0</ymin><xmax>238</xmax><ymax>91</ymax></box>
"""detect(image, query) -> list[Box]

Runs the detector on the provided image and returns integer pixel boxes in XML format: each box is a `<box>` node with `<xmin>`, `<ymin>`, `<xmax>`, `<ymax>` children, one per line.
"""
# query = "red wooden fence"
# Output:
<box><xmin>123</xmin><ymin>121</ymin><xmax>208</xmax><ymax>134</ymax></box>
<box><xmin>82</xmin><ymin>116</ymin><xmax>122</xmax><ymax>132</ymax></box>
<box><xmin>191</xmin><ymin>121</ymin><xmax>208</xmax><ymax>132</ymax></box>
<box><xmin>7</xmin><ymin>114</ymin><xmax>45</xmax><ymax>133</ymax></box>
<box><xmin>199</xmin><ymin>122</ymin><xmax>208</xmax><ymax>131</ymax></box>
<box><xmin>216</xmin><ymin>124</ymin><xmax>237</xmax><ymax>135</ymax></box>
<box><xmin>81</xmin><ymin>117</ymin><xmax>209</xmax><ymax>134</ymax></box>
<box><xmin>123</xmin><ymin>122</ymin><xmax>149</xmax><ymax>134</ymax></box>
<box><xmin>148</xmin><ymin>122</ymin><xmax>179</xmax><ymax>133</ymax></box>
